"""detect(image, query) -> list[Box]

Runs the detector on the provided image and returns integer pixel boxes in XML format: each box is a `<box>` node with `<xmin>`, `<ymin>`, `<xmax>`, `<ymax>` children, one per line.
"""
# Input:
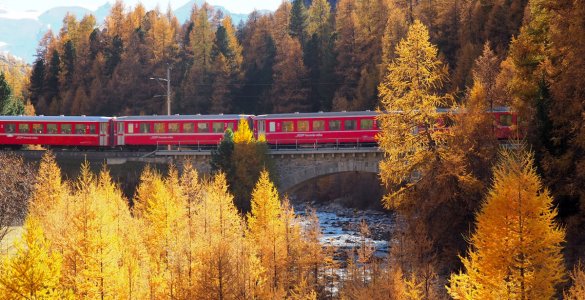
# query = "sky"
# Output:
<box><xmin>0</xmin><ymin>0</ymin><xmax>282</xmax><ymax>16</ymax></box>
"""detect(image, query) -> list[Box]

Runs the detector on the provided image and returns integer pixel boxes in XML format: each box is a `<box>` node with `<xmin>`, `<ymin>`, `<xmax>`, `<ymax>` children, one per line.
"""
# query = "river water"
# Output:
<box><xmin>294</xmin><ymin>202</ymin><xmax>394</xmax><ymax>258</ymax></box>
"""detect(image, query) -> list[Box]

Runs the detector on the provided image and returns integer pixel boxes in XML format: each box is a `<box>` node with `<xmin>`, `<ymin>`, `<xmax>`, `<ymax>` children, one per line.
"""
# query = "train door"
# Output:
<box><xmin>99</xmin><ymin>122</ymin><xmax>109</xmax><ymax>146</ymax></box>
<box><xmin>117</xmin><ymin>122</ymin><xmax>125</xmax><ymax>146</ymax></box>
<box><xmin>258</xmin><ymin>120</ymin><xmax>265</xmax><ymax>136</ymax></box>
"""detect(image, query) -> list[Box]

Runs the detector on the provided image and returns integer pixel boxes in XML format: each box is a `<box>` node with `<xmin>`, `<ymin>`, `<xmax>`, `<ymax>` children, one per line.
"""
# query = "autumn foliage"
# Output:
<box><xmin>448</xmin><ymin>149</ymin><xmax>565</xmax><ymax>299</ymax></box>
<box><xmin>2</xmin><ymin>0</ymin><xmax>585</xmax><ymax>298</ymax></box>
<box><xmin>0</xmin><ymin>152</ymin><xmax>331</xmax><ymax>299</ymax></box>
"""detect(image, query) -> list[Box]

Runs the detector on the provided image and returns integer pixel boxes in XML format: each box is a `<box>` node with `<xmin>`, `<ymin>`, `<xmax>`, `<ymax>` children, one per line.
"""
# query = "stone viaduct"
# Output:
<box><xmin>13</xmin><ymin>148</ymin><xmax>383</xmax><ymax>192</ymax></box>
<box><xmin>135</xmin><ymin>148</ymin><xmax>382</xmax><ymax>191</ymax></box>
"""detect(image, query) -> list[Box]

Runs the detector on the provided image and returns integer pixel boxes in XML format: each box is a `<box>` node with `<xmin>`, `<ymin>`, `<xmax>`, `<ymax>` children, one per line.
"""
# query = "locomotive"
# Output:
<box><xmin>0</xmin><ymin>109</ymin><xmax>517</xmax><ymax>150</ymax></box>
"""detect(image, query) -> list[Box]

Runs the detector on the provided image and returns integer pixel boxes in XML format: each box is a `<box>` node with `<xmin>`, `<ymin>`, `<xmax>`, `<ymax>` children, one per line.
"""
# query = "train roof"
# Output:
<box><xmin>0</xmin><ymin>115</ymin><xmax>111</xmax><ymax>122</ymax></box>
<box><xmin>436</xmin><ymin>106</ymin><xmax>513</xmax><ymax>113</ymax></box>
<box><xmin>254</xmin><ymin>111</ymin><xmax>379</xmax><ymax>120</ymax></box>
<box><xmin>115</xmin><ymin>114</ymin><xmax>252</xmax><ymax>121</ymax></box>
<box><xmin>490</xmin><ymin>106</ymin><xmax>513</xmax><ymax>112</ymax></box>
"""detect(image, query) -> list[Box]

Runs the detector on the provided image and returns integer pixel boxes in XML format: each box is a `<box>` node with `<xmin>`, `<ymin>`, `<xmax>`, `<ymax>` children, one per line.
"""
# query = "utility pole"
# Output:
<box><xmin>166</xmin><ymin>65</ymin><xmax>171</xmax><ymax>116</ymax></box>
<box><xmin>150</xmin><ymin>64</ymin><xmax>172</xmax><ymax>150</ymax></box>
<box><xmin>150</xmin><ymin>64</ymin><xmax>172</xmax><ymax>115</ymax></box>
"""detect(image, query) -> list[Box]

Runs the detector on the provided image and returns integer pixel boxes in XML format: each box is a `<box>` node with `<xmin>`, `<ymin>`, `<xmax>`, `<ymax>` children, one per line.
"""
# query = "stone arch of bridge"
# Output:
<box><xmin>276</xmin><ymin>159</ymin><xmax>380</xmax><ymax>192</ymax></box>
<box><xmin>280</xmin><ymin>170</ymin><xmax>380</xmax><ymax>195</ymax></box>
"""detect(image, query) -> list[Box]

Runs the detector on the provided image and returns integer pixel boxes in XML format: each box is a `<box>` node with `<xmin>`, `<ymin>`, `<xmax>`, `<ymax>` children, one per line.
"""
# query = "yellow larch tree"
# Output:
<box><xmin>191</xmin><ymin>173</ymin><xmax>260</xmax><ymax>299</ymax></box>
<box><xmin>377</xmin><ymin>19</ymin><xmax>452</xmax><ymax>208</ymax></box>
<box><xmin>126</xmin><ymin>3</ymin><xmax>145</xmax><ymax>35</ymax></box>
<box><xmin>28</xmin><ymin>151</ymin><xmax>67</xmax><ymax>222</ymax></box>
<box><xmin>116</xmin><ymin>211</ymin><xmax>148</xmax><ymax>300</ymax></box>
<box><xmin>0</xmin><ymin>217</ymin><xmax>72</xmax><ymax>299</ymax></box>
<box><xmin>376</xmin><ymin>21</ymin><xmax>460</xmax><ymax>293</ymax></box>
<box><xmin>144</xmin><ymin>7</ymin><xmax>178</xmax><ymax>63</ymax></box>
<box><xmin>27</xmin><ymin>151</ymin><xmax>73</xmax><ymax>261</ymax></box>
<box><xmin>280</xmin><ymin>196</ymin><xmax>306</xmax><ymax>290</ymax></box>
<box><xmin>380</xmin><ymin>0</ymin><xmax>407</xmax><ymax>75</ymax></box>
<box><xmin>163</xmin><ymin>165</ymin><xmax>189</xmax><ymax>298</ymax></box>
<box><xmin>447</xmin><ymin>149</ymin><xmax>565</xmax><ymax>299</ymax></box>
<box><xmin>132</xmin><ymin>165</ymin><xmax>187</xmax><ymax>299</ymax></box>
<box><xmin>59</xmin><ymin>161</ymin><xmax>126</xmax><ymax>298</ymax></box>
<box><xmin>221</xmin><ymin>16</ymin><xmax>243</xmax><ymax>77</ymax></box>
<box><xmin>452</xmin><ymin>80</ymin><xmax>499</xmax><ymax>182</ymax></box>
<box><xmin>247</xmin><ymin>170</ymin><xmax>287</xmax><ymax>296</ymax></box>
<box><xmin>96</xmin><ymin>166</ymin><xmax>148</xmax><ymax>299</ymax></box>
<box><xmin>105</xmin><ymin>0</ymin><xmax>129</xmax><ymax>42</ymax></box>
<box><xmin>233</xmin><ymin>118</ymin><xmax>254</xmax><ymax>144</ymax></box>
<box><xmin>179</xmin><ymin>161</ymin><xmax>202</xmax><ymax>298</ymax></box>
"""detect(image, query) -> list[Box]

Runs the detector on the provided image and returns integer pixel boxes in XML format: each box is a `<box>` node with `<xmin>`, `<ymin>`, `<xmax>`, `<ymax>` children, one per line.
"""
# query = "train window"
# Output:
<box><xmin>100</xmin><ymin>123</ymin><xmax>108</xmax><ymax>134</ymax></box>
<box><xmin>18</xmin><ymin>124</ymin><xmax>30</xmax><ymax>133</ymax></box>
<box><xmin>360</xmin><ymin>119</ymin><xmax>373</xmax><ymax>130</ymax></box>
<box><xmin>499</xmin><ymin>114</ymin><xmax>513</xmax><ymax>126</ymax></box>
<box><xmin>61</xmin><ymin>124</ymin><xmax>72</xmax><ymax>134</ymax></box>
<box><xmin>127</xmin><ymin>123</ymin><xmax>134</xmax><ymax>134</ymax></box>
<box><xmin>169</xmin><ymin>123</ymin><xmax>180</xmax><ymax>133</ymax></box>
<box><xmin>269</xmin><ymin>122</ymin><xmax>275</xmax><ymax>132</ymax></box>
<box><xmin>329</xmin><ymin>120</ymin><xmax>341</xmax><ymax>131</ymax></box>
<box><xmin>212</xmin><ymin>122</ymin><xmax>223</xmax><ymax>133</ymax></box>
<box><xmin>89</xmin><ymin>124</ymin><xmax>96</xmax><ymax>134</ymax></box>
<box><xmin>297</xmin><ymin>121</ymin><xmax>309</xmax><ymax>132</ymax></box>
<box><xmin>47</xmin><ymin>124</ymin><xmax>57</xmax><ymax>134</ymax></box>
<box><xmin>282</xmin><ymin>121</ymin><xmax>294</xmax><ymax>132</ymax></box>
<box><xmin>32</xmin><ymin>124</ymin><xmax>43</xmax><ymax>133</ymax></box>
<box><xmin>140</xmin><ymin>123</ymin><xmax>150</xmax><ymax>133</ymax></box>
<box><xmin>5</xmin><ymin>123</ymin><xmax>15</xmax><ymax>133</ymax></box>
<box><xmin>344</xmin><ymin>120</ymin><xmax>356</xmax><ymax>130</ymax></box>
<box><xmin>118</xmin><ymin>123</ymin><xmax>124</xmax><ymax>134</ymax></box>
<box><xmin>154</xmin><ymin>123</ymin><xmax>165</xmax><ymax>133</ymax></box>
<box><xmin>75</xmin><ymin>124</ymin><xmax>86</xmax><ymax>134</ymax></box>
<box><xmin>197</xmin><ymin>122</ymin><xmax>209</xmax><ymax>133</ymax></box>
<box><xmin>184</xmin><ymin>123</ymin><xmax>194</xmax><ymax>133</ymax></box>
<box><xmin>227</xmin><ymin>122</ymin><xmax>235</xmax><ymax>131</ymax></box>
<box><xmin>313</xmin><ymin>120</ymin><xmax>324</xmax><ymax>131</ymax></box>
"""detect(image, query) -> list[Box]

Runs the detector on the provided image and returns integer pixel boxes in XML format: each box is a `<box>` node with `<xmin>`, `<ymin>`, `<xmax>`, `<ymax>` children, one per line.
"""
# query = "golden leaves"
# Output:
<box><xmin>448</xmin><ymin>149</ymin><xmax>566</xmax><ymax>299</ymax></box>
<box><xmin>377</xmin><ymin>20</ymin><xmax>452</xmax><ymax>209</ymax></box>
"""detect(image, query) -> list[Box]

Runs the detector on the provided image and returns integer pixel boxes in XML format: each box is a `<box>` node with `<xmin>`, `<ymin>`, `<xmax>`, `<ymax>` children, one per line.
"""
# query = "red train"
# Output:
<box><xmin>0</xmin><ymin>109</ymin><xmax>518</xmax><ymax>149</ymax></box>
<box><xmin>253</xmin><ymin>111</ymin><xmax>379</xmax><ymax>148</ymax></box>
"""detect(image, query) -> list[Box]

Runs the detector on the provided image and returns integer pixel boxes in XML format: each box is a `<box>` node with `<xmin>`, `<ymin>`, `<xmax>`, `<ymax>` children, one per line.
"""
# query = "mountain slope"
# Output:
<box><xmin>38</xmin><ymin>6</ymin><xmax>93</xmax><ymax>31</ymax></box>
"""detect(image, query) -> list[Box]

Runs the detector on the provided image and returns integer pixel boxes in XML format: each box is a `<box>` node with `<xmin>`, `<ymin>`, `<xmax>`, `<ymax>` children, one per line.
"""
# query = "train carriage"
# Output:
<box><xmin>112</xmin><ymin>114</ymin><xmax>251</xmax><ymax>148</ymax></box>
<box><xmin>253</xmin><ymin>111</ymin><xmax>379</xmax><ymax>147</ymax></box>
<box><xmin>0</xmin><ymin>116</ymin><xmax>111</xmax><ymax>148</ymax></box>
<box><xmin>435</xmin><ymin>107</ymin><xmax>519</xmax><ymax>139</ymax></box>
<box><xmin>490</xmin><ymin>107</ymin><xmax>518</xmax><ymax>139</ymax></box>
